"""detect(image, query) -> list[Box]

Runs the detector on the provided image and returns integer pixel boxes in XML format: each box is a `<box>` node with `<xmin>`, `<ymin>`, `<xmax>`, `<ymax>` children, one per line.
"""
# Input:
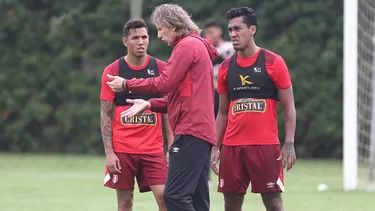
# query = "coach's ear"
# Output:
<box><xmin>122</xmin><ymin>37</ymin><xmax>128</xmax><ymax>47</ymax></box>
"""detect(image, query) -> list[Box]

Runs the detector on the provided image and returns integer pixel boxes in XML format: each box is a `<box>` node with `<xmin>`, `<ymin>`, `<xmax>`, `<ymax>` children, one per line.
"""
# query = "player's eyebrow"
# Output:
<box><xmin>228</xmin><ymin>25</ymin><xmax>241</xmax><ymax>30</ymax></box>
<box><xmin>130</xmin><ymin>35</ymin><xmax>148</xmax><ymax>39</ymax></box>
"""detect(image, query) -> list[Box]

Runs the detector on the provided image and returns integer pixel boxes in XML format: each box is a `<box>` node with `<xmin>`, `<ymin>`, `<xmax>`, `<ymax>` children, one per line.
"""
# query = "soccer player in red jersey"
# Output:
<box><xmin>100</xmin><ymin>19</ymin><xmax>173</xmax><ymax>211</ymax></box>
<box><xmin>211</xmin><ymin>7</ymin><xmax>297</xmax><ymax>211</ymax></box>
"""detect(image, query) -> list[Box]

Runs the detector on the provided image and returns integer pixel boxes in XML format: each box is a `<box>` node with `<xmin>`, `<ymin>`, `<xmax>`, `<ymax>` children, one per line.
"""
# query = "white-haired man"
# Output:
<box><xmin>106</xmin><ymin>3</ymin><xmax>218</xmax><ymax>211</ymax></box>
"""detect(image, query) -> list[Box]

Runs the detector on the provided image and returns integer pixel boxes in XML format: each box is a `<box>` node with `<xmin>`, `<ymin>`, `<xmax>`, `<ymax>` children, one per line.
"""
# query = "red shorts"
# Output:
<box><xmin>218</xmin><ymin>144</ymin><xmax>284</xmax><ymax>194</ymax></box>
<box><xmin>103</xmin><ymin>152</ymin><xmax>167</xmax><ymax>192</ymax></box>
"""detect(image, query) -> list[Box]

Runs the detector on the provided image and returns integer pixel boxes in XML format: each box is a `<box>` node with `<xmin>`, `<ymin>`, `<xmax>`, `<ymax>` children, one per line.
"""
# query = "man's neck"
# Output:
<box><xmin>124</xmin><ymin>54</ymin><xmax>148</xmax><ymax>67</ymax></box>
<box><xmin>237</xmin><ymin>42</ymin><xmax>260</xmax><ymax>58</ymax></box>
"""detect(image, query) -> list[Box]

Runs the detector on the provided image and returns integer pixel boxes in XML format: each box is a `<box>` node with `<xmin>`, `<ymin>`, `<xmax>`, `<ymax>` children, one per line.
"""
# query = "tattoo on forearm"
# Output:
<box><xmin>101</xmin><ymin>100</ymin><xmax>114</xmax><ymax>155</ymax></box>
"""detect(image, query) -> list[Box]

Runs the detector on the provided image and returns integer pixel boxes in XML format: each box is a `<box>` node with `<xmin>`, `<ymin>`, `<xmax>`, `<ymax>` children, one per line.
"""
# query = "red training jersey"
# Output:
<box><xmin>100</xmin><ymin>55</ymin><xmax>167</xmax><ymax>154</ymax></box>
<box><xmin>217</xmin><ymin>48</ymin><xmax>292</xmax><ymax>146</ymax></box>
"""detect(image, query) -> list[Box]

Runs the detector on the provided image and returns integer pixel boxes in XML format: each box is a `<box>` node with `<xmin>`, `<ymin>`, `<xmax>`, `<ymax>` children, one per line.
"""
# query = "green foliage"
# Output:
<box><xmin>0</xmin><ymin>0</ymin><xmax>343</xmax><ymax>157</ymax></box>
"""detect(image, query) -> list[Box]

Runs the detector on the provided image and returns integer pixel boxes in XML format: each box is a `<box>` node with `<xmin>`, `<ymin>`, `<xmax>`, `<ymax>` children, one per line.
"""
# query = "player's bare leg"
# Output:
<box><xmin>116</xmin><ymin>189</ymin><xmax>134</xmax><ymax>211</ymax></box>
<box><xmin>261</xmin><ymin>192</ymin><xmax>284</xmax><ymax>211</ymax></box>
<box><xmin>150</xmin><ymin>185</ymin><xmax>167</xmax><ymax>211</ymax></box>
<box><xmin>223</xmin><ymin>193</ymin><xmax>244</xmax><ymax>211</ymax></box>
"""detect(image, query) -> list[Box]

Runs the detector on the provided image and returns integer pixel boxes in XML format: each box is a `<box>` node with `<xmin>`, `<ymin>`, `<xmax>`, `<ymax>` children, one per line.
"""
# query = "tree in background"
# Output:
<box><xmin>0</xmin><ymin>0</ymin><xmax>343</xmax><ymax>158</ymax></box>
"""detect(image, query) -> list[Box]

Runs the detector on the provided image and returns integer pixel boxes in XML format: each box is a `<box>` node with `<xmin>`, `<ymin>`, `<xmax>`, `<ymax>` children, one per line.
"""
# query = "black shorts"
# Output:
<box><xmin>163</xmin><ymin>135</ymin><xmax>213</xmax><ymax>211</ymax></box>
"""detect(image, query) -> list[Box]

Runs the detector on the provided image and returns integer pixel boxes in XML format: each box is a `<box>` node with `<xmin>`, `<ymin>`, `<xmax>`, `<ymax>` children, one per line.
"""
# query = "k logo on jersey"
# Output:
<box><xmin>239</xmin><ymin>75</ymin><xmax>253</xmax><ymax>86</ymax></box>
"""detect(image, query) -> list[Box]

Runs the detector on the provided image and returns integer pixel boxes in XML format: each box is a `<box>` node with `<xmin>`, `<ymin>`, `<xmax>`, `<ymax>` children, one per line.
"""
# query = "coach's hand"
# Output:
<box><xmin>106</xmin><ymin>153</ymin><xmax>122</xmax><ymax>174</ymax></box>
<box><xmin>107</xmin><ymin>74</ymin><xmax>126</xmax><ymax>92</ymax></box>
<box><xmin>121</xmin><ymin>99</ymin><xmax>151</xmax><ymax>117</ymax></box>
<box><xmin>278</xmin><ymin>141</ymin><xmax>296</xmax><ymax>171</ymax></box>
<box><xmin>211</xmin><ymin>146</ymin><xmax>220</xmax><ymax>175</ymax></box>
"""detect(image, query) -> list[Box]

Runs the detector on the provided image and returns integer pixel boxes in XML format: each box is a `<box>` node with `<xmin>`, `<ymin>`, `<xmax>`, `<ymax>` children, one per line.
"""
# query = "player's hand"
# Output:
<box><xmin>107</xmin><ymin>74</ymin><xmax>126</xmax><ymax>92</ymax></box>
<box><xmin>165</xmin><ymin>151</ymin><xmax>170</xmax><ymax>166</ymax></box>
<box><xmin>211</xmin><ymin>146</ymin><xmax>220</xmax><ymax>175</ymax></box>
<box><xmin>106</xmin><ymin>152</ymin><xmax>122</xmax><ymax>174</ymax></box>
<box><xmin>120</xmin><ymin>99</ymin><xmax>151</xmax><ymax>117</ymax></box>
<box><xmin>277</xmin><ymin>141</ymin><xmax>296</xmax><ymax>171</ymax></box>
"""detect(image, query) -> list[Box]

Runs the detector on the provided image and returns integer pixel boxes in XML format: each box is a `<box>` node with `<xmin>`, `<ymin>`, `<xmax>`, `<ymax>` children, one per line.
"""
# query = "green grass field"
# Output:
<box><xmin>0</xmin><ymin>154</ymin><xmax>374</xmax><ymax>211</ymax></box>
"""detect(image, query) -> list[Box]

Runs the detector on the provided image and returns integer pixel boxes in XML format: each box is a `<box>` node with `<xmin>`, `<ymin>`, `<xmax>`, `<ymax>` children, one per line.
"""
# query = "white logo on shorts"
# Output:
<box><xmin>266</xmin><ymin>182</ymin><xmax>275</xmax><ymax>188</ymax></box>
<box><xmin>172</xmin><ymin>147</ymin><xmax>179</xmax><ymax>153</ymax></box>
<box><xmin>112</xmin><ymin>175</ymin><xmax>118</xmax><ymax>183</ymax></box>
<box><xmin>219</xmin><ymin>179</ymin><xmax>224</xmax><ymax>188</ymax></box>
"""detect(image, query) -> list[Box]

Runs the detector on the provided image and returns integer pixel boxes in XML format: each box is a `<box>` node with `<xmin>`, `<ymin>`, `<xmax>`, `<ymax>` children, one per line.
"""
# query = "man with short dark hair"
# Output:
<box><xmin>211</xmin><ymin>7</ymin><xmax>297</xmax><ymax>211</ymax></box>
<box><xmin>100</xmin><ymin>18</ymin><xmax>173</xmax><ymax>211</ymax></box>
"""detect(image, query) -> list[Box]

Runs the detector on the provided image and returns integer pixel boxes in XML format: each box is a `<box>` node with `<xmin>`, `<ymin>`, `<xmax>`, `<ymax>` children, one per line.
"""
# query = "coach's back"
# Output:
<box><xmin>168</xmin><ymin>33</ymin><xmax>217</xmax><ymax>146</ymax></box>
<box><xmin>126</xmin><ymin>32</ymin><xmax>218</xmax><ymax>146</ymax></box>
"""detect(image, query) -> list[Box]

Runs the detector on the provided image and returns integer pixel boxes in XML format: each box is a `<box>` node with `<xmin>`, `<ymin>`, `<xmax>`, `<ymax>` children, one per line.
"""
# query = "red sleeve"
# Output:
<box><xmin>267</xmin><ymin>56</ymin><xmax>292</xmax><ymax>89</ymax></box>
<box><xmin>149</xmin><ymin>98</ymin><xmax>168</xmax><ymax>113</ymax></box>
<box><xmin>126</xmin><ymin>40</ymin><xmax>195</xmax><ymax>94</ymax></box>
<box><xmin>217</xmin><ymin>63</ymin><xmax>229</xmax><ymax>94</ymax></box>
<box><xmin>148</xmin><ymin>59</ymin><xmax>168</xmax><ymax>113</ymax></box>
<box><xmin>156</xmin><ymin>59</ymin><xmax>170</xmax><ymax>98</ymax></box>
<box><xmin>100</xmin><ymin>67</ymin><xmax>115</xmax><ymax>101</ymax></box>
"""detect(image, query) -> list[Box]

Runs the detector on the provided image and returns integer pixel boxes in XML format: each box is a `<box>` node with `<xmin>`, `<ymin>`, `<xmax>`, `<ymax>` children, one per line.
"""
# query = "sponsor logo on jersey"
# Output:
<box><xmin>120</xmin><ymin>112</ymin><xmax>157</xmax><ymax>125</ymax></box>
<box><xmin>232</xmin><ymin>98</ymin><xmax>266</xmax><ymax>114</ymax></box>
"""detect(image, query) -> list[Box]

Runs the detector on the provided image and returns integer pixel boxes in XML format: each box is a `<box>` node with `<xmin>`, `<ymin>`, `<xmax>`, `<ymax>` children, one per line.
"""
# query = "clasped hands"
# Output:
<box><xmin>107</xmin><ymin>74</ymin><xmax>127</xmax><ymax>92</ymax></box>
<box><xmin>106</xmin><ymin>74</ymin><xmax>151</xmax><ymax>117</ymax></box>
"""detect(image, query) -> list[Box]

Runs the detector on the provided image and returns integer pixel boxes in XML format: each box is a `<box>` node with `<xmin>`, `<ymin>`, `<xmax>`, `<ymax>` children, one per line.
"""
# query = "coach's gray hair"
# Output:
<box><xmin>151</xmin><ymin>4</ymin><xmax>201</xmax><ymax>37</ymax></box>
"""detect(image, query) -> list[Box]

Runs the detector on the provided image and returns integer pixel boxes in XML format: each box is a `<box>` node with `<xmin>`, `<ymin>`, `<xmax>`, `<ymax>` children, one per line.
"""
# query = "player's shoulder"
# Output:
<box><xmin>103</xmin><ymin>58</ymin><xmax>121</xmax><ymax>75</ymax></box>
<box><xmin>152</xmin><ymin>56</ymin><xmax>167</xmax><ymax>71</ymax></box>
<box><xmin>220</xmin><ymin>56</ymin><xmax>234</xmax><ymax>71</ymax></box>
<box><xmin>264</xmin><ymin>48</ymin><xmax>283</xmax><ymax>65</ymax></box>
<box><xmin>153</xmin><ymin>56</ymin><xmax>167</xmax><ymax>66</ymax></box>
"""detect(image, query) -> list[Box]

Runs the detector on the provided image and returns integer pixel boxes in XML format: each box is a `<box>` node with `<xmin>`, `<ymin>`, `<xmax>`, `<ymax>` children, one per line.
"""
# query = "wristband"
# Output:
<box><xmin>122</xmin><ymin>79</ymin><xmax>126</xmax><ymax>90</ymax></box>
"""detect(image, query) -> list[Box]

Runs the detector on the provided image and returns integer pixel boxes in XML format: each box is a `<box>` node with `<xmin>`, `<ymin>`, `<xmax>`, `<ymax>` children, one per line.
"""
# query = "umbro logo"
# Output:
<box><xmin>266</xmin><ymin>182</ymin><xmax>275</xmax><ymax>188</ymax></box>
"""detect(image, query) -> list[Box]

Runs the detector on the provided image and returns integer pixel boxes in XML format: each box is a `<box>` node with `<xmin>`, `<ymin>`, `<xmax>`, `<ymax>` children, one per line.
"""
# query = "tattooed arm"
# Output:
<box><xmin>101</xmin><ymin>100</ymin><xmax>121</xmax><ymax>173</ymax></box>
<box><xmin>101</xmin><ymin>100</ymin><xmax>114</xmax><ymax>154</ymax></box>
